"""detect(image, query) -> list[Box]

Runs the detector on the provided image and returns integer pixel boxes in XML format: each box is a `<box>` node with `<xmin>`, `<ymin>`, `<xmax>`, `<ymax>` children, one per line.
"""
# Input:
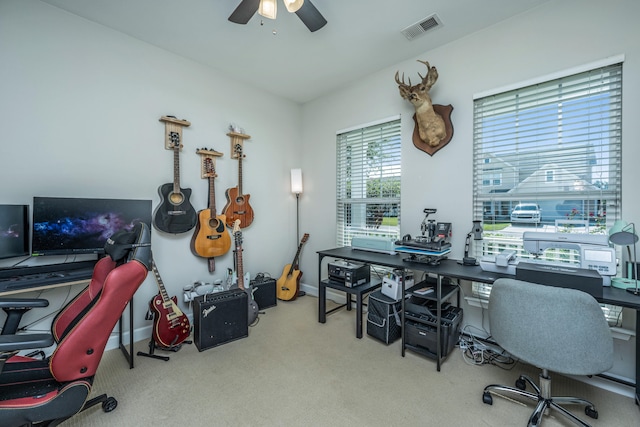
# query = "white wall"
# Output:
<box><xmin>300</xmin><ymin>0</ymin><xmax>640</xmax><ymax>382</ymax></box>
<box><xmin>0</xmin><ymin>0</ymin><xmax>302</xmax><ymax>338</ymax></box>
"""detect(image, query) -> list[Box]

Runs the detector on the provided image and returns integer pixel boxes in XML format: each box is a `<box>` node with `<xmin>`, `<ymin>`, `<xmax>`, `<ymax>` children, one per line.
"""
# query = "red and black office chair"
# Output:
<box><xmin>0</xmin><ymin>222</ymin><xmax>151</xmax><ymax>427</ymax></box>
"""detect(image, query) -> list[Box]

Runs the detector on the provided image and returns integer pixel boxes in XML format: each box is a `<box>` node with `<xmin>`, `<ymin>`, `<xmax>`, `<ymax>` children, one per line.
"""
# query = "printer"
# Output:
<box><xmin>328</xmin><ymin>260</ymin><xmax>370</xmax><ymax>287</ymax></box>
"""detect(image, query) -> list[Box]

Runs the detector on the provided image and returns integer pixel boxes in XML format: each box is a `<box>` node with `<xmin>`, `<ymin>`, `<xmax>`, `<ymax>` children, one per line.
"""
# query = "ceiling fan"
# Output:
<box><xmin>229</xmin><ymin>0</ymin><xmax>327</xmax><ymax>32</ymax></box>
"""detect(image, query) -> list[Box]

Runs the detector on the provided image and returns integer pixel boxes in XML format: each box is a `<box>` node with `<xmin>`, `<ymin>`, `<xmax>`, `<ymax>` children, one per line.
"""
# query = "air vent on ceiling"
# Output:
<box><xmin>401</xmin><ymin>13</ymin><xmax>442</xmax><ymax>41</ymax></box>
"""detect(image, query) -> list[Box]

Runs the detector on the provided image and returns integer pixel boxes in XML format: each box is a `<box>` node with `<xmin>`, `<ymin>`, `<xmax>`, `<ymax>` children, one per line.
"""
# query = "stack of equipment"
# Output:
<box><xmin>404</xmin><ymin>299</ymin><xmax>463</xmax><ymax>357</ymax></box>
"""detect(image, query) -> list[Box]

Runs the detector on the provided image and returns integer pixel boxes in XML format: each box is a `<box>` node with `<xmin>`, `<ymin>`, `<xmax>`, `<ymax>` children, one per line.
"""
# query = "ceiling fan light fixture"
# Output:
<box><xmin>258</xmin><ymin>0</ymin><xmax>277</xmax><ymax>20</ymax></box>
<box><xmin>283</xmin><ymin>0</ymin><xmax>304</xmax><ymax>13</ymax></box>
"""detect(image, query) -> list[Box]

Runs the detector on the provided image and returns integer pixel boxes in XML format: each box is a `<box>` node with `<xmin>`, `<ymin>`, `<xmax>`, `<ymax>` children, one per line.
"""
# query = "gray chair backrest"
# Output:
<box><xmin>489</xmin><ymin>278</ymin><xmax>613</xmax><ymax>375</ymax></box>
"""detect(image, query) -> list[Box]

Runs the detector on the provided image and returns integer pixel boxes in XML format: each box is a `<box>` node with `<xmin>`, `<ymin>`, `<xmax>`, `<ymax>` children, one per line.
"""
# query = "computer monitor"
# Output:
<box><xmin>31</xmin><ymin>197</ymin><xmax>152</xmax><ymax>257</ymax></box>
<box><xmin>0</xmin><ymin>204</ymin><xmax>30</xmax><ymax>259</ymax></box>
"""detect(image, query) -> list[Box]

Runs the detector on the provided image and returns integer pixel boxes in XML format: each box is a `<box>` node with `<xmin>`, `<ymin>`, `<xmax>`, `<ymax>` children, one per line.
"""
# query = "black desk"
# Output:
<box><xmin>318</xmin><ymin>247</ymin><xmax>640</xmax><ymax>405</ymax></box>
<box><xmin>318</xmin><ymin>247</ymin><xmax>486</xmax><ymax>370</ymax></box>
<box><xmin>319</xmin><ymin>279</ymin><xmax>382</xmax><ymax>338</ymax></box>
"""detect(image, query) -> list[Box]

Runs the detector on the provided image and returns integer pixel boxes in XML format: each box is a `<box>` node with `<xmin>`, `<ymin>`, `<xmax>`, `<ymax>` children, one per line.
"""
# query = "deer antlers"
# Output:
<box><xmin>396</xmin><ymin>59</ymin><xmax>438</xmax><ymax>93</ymax></box>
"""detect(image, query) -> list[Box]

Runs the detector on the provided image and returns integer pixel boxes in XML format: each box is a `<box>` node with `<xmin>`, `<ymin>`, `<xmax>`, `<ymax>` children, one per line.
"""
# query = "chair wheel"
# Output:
<box><xmin>102</xmin><ymin>396</ymin><xmax>118</xmax><ymax>412</ymax></box>
<box><xmin>515</xmin><ymin>378</ymin><xmax>526</xmax><ymax>390</ymax></box>
<box><xmin>482</xmin><ymin>392</ymin><xmax>493</xmax><ymax>405</ymax></box>
<box><xmin>585</xmin><ymin>406</ymin><xmax>598</xmax><ymax>419</ymax></box>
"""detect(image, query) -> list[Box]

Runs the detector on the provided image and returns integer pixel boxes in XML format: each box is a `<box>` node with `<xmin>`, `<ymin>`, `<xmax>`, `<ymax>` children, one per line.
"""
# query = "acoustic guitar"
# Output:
<box><xmin>149</xmin><ymin>259</ymin><xmax>191</xmax><ymax>348</ymax></box>
<box><xmin>231</xmin><ymin>220</ymin><xmax>259</xmax><ymax>325</ymax></box>
<box><xmin>223</xmin><ymin>143</ymin><xmax>254</xmax><ymax>228</ymax></box>
<box><xmin>191</xmin><ymin>155</ymin><xmax>231</xmax><ymax>260</ymax></box>
<box><xmin>153</xmin><ymin>131</ymin><xmax>197</xmax><ymax>234</ymax></box>
<box><xmin>276</xmin><ymin>233</ymin><xmax>310</xmax><ymax>301</ymax></box>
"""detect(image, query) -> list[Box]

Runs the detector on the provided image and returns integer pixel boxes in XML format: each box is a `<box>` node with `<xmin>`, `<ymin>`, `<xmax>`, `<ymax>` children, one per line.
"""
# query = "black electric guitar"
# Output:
<box><xmin>153</xmin><ymin>131</ymin><xmax>197</xmax><ymax>234</ymax></box>
<box><xmin>232</xmin><ymin>220</ymin><xmax>259</xmax><ymax>325</ymax></box>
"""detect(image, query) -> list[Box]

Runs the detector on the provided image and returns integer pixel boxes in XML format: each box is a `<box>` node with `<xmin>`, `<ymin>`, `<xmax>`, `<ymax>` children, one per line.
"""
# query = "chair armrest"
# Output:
<box><xmin>0</xmin><ymin>298</ymin><xmax>49</xmax><ymax>310</ymax></box>
<box><xmin>0</xmin><ymin>333</ymin><xmax>54</xmax><ymax>353</ymax></box>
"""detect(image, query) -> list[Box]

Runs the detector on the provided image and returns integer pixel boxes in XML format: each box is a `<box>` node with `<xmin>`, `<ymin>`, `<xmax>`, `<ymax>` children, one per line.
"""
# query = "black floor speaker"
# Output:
<box><xmin>250</xmin><ymin>277</ymin><xmax>277</xmax><ymax>309</ymax></box>
<box><xmin>193</xmin><ymin>289</ymin><xmax>248</xmax><ymax>352</ymax></box>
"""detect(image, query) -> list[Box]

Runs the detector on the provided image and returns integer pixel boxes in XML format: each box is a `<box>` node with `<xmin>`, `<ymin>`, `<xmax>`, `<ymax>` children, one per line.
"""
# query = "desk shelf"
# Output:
<box><xmin>402</xmin><ymin>279</ymin><xmax>460</xmax><ymax>369</ymax></box>
<box><xmin>406</xmin><ymin>280</ymin><xmax>458</xmax><ymax>302</ymax></box>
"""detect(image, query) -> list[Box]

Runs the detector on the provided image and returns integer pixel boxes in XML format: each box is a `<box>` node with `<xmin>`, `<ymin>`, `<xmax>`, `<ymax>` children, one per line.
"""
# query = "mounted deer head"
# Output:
<box><xmin>395</xmin><ymin>60</ymin><xmax>447</xmax><ymax>147</ymax></box>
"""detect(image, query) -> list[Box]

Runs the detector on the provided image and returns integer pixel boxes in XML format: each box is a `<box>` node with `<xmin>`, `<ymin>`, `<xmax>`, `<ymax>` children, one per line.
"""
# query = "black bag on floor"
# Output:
<box><xmin>367</xmin><ymin>290</ymin><xmax>401</xmax><ymax>344</ymax></box>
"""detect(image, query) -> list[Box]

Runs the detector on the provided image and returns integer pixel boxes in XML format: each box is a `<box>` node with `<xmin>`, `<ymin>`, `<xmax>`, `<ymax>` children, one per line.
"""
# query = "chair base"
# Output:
<box><xmin>482</xmin><ymin>370</ymin><xmax>599</xmax><ymax>427</ymax></box>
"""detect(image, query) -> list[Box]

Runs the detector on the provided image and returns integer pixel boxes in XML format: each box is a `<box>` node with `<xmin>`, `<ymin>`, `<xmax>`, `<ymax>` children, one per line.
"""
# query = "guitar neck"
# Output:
<box><xmin>173</xmin><ymin>145</ymin><xmax>181</xmax><ymax>194</ymax></box>
<box><xmin>238</xmin><ymin>154</ymin><xmax>243</xmax><ymax>196</ymax></box>
<box><xmin>287</xmin><ymin>234</ymin><xmax>309</xmax><ymax>275</ymax></box>
<box><xmin>152</xmin><ymin>260</ymin><xmax>171</xmax><ymax>303</ymax></box>
<box><xmin>208</xmin><ymin>175</ymin><xmax>217</xmax><ymax>215</ymax></box>
<box><xmin>234</xmin><ymin>232</ymin><xmax>245</xmax><ymax>290</ymax></box>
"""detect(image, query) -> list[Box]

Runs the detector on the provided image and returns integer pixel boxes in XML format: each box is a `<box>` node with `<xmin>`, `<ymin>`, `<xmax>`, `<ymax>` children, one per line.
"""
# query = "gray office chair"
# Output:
<box><xmin>482</xmin><ymin>278</ymin><xmax>613</xmax><ymax>427</ymax></box>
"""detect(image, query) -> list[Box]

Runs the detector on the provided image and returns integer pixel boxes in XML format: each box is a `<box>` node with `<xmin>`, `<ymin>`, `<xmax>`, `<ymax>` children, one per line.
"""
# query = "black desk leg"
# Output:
<box><xmin>356</xmin><ymin>293</ymin><xmax>363</xmax><ymax>339</ymax></box>
<box><xmin>346</xmin><ymin>293</ymin><xmax>352</xmax><ymax>311</ymax></box>
<box><xmin>118</xmin><ymin>297</ymin><xmax>134</xmax><ymax>369</ymax></box>
<box><xmin>319</xmin><ymin>281</ymin><xmax>327</xmax><ymax>324</ymax></box>
<box><xmin>636</xmin><ymin>313</ymin><xmax>640</xmax><ymax>406</ymax></box>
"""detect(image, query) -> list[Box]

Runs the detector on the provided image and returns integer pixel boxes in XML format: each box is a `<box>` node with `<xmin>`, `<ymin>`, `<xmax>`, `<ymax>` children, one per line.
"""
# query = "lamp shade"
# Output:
<box><xmin>291</xmin><ymin>168</ymin><xmax>303</xmax><ymax>194</ymax></box>
<box><xmin>283</xmin><ymin>0</ymin><xmax>304</xmax><ymax>13</ymax></box>
<box><xmin>609</xmin><ymin>220</ymin><xmax>639</xmax><ymax>246</ymax></box>
<box><xmin>258</xmin><ymin>0</ymin><xmax>277</xmax><ymax>19</ymax></box>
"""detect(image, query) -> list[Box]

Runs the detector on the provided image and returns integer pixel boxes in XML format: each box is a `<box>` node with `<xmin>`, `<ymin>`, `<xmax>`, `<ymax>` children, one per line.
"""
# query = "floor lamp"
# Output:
<box><xmin>290</xmin><ymin>168</ymin><xmax>304</xmax><ymax>296</ymax></box>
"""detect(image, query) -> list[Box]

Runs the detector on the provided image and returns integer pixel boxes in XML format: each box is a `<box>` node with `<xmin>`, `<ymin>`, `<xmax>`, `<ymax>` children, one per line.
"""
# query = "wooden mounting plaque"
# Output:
<box><xmin>227</xmin><ymin>132</ymin><xmax>251</xmax><ymax>159</ymax></box>
<box><xmin>196</xmin><ymin>148</ymin><xmax>223</xmax><ymax>179</ymax></box>
<box><xmin>160</xmin><ymin>115</ymin><xmax>191</xmax><ymax>150</ymax></box>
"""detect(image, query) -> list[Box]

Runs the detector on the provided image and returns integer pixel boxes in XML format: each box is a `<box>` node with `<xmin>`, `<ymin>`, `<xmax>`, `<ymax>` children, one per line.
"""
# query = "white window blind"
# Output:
<box><xmin>336</xmin><ymin>118</ymin><xmax>401</xmax><ymax>247</ymax></box>
<box><xmin>472</xmin><ymin>62</ymin><xmax>623</xmax><ymax>325</ymax></box>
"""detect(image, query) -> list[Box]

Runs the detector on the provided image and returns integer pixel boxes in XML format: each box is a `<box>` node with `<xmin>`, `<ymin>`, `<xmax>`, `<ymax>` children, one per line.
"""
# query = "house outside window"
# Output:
<box><xmin>472</xmin><ymin>60</ymin><xmax>623</xmax><ymax>325</ymax></box>
<box><xmin>336</xmin><ymin>117</ymin><xmax>401</xmax><ymax>247</ymax></box>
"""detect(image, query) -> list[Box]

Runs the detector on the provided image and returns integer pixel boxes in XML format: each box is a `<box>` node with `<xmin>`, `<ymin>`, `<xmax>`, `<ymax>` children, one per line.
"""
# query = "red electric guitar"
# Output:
<box><xmin>149</xmin><ymin>259</ymin><xmax>191</xmax><ymax>348</ymax></box>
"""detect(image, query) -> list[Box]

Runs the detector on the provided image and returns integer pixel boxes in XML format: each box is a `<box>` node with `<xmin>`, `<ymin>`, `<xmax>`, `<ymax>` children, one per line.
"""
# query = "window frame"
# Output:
<box><xmin>335</xmin><ymin>117</ymin><xmax>402</xmax><ymax>247</ymax></box>
<box><xmin>471</xmin><ymin>59</ymin><xmax>624</xmax><ymax>326</ymax></box>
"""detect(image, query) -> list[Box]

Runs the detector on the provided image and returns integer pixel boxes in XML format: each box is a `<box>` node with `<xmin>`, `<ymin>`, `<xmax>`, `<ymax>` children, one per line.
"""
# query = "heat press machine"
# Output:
<box><xmin>395</xmin><ymin>208</ymin><xmax>452</xmax><ymax>265</ymax></box>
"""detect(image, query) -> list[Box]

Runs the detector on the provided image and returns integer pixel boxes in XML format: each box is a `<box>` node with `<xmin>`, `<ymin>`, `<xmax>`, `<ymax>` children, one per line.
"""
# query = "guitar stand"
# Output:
<box><xmin>136</xmin><ymin>338</ymin><xmax>192</xmax><ymax>362</ymax></box>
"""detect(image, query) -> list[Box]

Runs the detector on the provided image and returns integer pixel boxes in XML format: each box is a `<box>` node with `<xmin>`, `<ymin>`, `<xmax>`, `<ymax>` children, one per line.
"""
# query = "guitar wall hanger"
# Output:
<box><xmin>227</xmin><ymin>131</ymin><xmax>250</xmax><ymax>158</ymax></box>
<box><xmin>160</xmin><ymin>115</ymin><xmax>191</xmax><ymax>150</ymax></box>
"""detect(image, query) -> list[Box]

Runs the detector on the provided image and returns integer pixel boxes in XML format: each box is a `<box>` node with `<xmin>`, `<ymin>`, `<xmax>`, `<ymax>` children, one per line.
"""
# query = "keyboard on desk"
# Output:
<box><xmin>0</xmin><ymin>262</ymin><xmax>96</xmax><ymax>294</ymax></box>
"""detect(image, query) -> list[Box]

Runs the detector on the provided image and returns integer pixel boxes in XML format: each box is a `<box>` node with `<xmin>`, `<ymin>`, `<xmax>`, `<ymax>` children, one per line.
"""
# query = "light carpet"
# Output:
<box><xmin>63</xmin><ymin>295</ymin><xmax>639</xmax><ymax>426</ymax></box>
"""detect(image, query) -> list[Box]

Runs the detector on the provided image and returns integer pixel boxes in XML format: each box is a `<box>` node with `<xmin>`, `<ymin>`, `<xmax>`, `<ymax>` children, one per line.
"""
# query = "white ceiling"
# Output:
<box><xmin>40</xmin><ymin>0</ymin><xmax>549</xmax><ymax>104</ymax></box>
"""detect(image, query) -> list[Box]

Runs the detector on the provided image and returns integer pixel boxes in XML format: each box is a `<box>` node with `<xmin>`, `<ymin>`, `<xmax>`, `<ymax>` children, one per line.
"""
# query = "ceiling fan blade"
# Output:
<box><xmin>295</xmin><ymin>0</ymin><xmax>327</xmax><ymax>32</ymax></box>
<box><xmin>228</xmin><ymin>0</ymin><xmax>261</xmax><ymax>24</ymax></box>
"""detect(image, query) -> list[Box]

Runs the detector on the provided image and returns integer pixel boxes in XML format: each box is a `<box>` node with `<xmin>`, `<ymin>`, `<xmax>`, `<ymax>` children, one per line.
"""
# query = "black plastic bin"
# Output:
<box><xmin>366</xmin><ymin>290</ymin><xmax>402</xmax><ymax>344</ymax></box>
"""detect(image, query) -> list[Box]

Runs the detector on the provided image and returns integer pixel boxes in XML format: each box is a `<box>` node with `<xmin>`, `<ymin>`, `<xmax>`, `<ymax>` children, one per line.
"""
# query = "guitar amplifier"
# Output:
<box><xmin>193</xmin><ymin>289</ymin><xmax>248</xmax><ymax>352</ymax></box>
<box><xmin>250</xmin><ymin>277</ymin><xmax>277</xmax><ymax>309</ymax></box>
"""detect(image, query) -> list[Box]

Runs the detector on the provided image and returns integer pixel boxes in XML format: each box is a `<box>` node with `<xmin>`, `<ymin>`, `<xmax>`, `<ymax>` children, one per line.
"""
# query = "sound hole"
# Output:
<box><xmin>208</xmin><ymin>218</ymin><xmax>223</xmax><ymax>232</ymax></box>
<box><xmin>169</xmin><ymin>192</ymin><xmax>184</xmax><ymax>205</ymax></box>
<box><xmin>235</xmin><ymin>196</ymin><xmax>245</xmax><ymax>204</ymax></box>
